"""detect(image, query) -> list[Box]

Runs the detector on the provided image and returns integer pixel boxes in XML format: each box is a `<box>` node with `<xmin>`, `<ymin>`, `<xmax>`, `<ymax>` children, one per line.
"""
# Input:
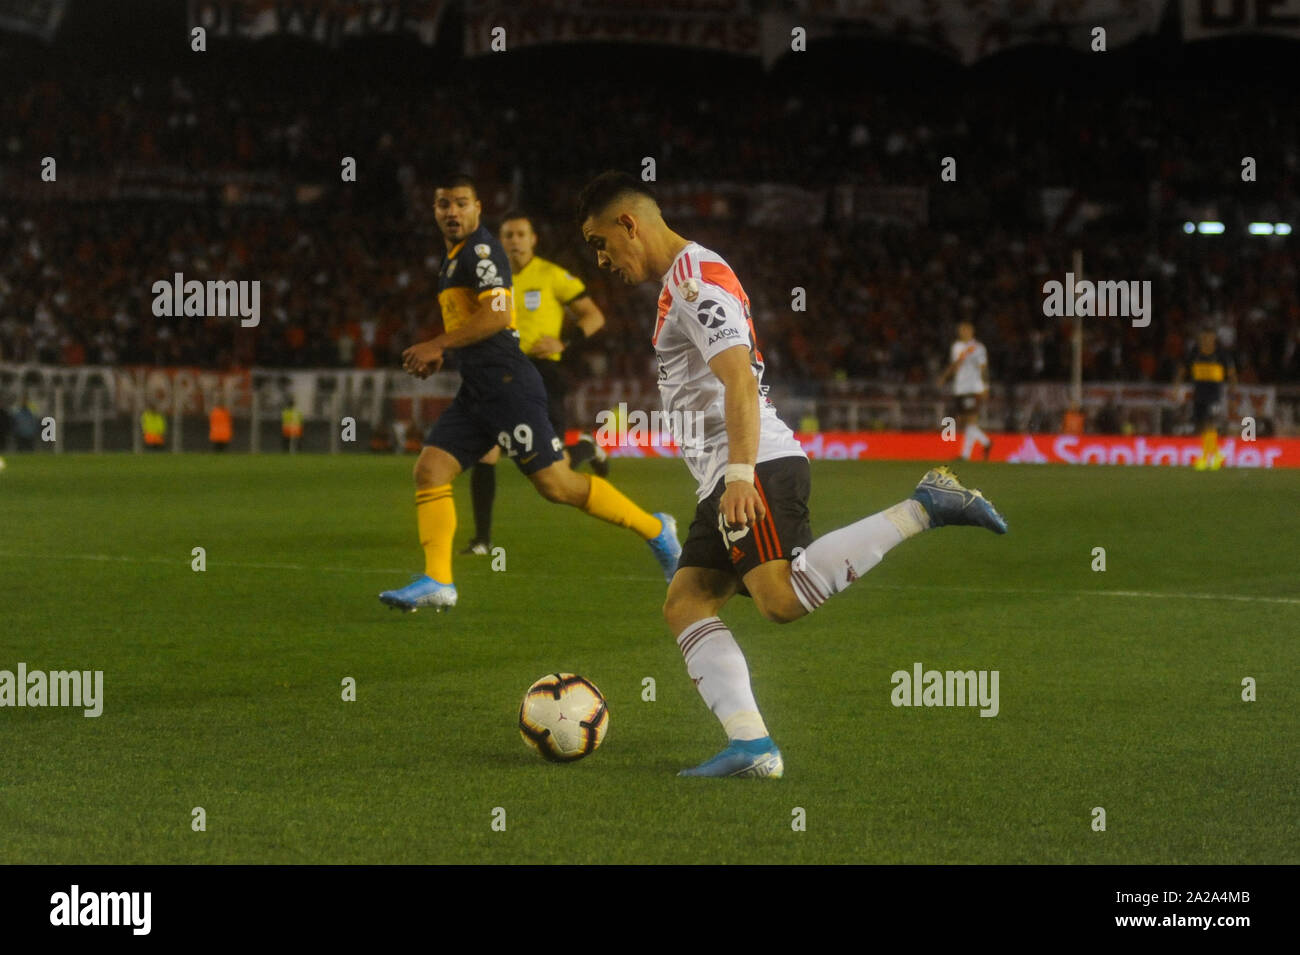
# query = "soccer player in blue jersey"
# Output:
<box><xmin>378</xmin><ymin>175</ymin><xmax>679</xmax><ymax>612</ymax></box>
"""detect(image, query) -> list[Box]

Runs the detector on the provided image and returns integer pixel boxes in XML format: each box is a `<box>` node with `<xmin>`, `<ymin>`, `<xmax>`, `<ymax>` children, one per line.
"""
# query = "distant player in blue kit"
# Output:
<box><xmin>579</xmin><ymin>171</ymin><xmax>1009</xmax><ymax>777</ymax></box>
<box><xmin>379</xmin><ymin>175</ymin><xmax>680</xmax><ymax>612</ymax></box>
<box><xmin>1174</xmin><ymin>328</ymin><xmax>1237</xmax><ymax>470</ymax></box>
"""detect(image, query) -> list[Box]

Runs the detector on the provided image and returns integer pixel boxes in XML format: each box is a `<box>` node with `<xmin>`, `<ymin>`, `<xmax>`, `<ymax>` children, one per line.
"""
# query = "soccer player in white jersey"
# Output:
<box><xmin>578</xmin><ymin>171</ymin><xmax>1009</xmax><ymax>778</ymax></box>
<box><xmin>937</xmin><ymin>321</ymin><xmax>992</xmax><ymax>460</ymax></box>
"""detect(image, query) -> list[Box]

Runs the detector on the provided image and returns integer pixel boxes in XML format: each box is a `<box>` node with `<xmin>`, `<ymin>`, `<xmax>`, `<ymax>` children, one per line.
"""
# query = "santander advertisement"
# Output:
<box><xmin>567</xmin><ymin>430</ymin><xmax>1300</xmax><ymax>469</ymax></box>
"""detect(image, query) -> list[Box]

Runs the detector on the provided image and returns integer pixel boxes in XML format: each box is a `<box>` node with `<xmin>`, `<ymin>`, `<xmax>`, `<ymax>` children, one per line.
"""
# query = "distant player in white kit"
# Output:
<box><xmin>578</xmin><ymin>172</ymin><xmax>1009</xmax><ymax>778</ymax></box>
<box><xmin>938</xmin><ymin>321</ymin><xmax>992</xmax><ymax>460</ymax></box>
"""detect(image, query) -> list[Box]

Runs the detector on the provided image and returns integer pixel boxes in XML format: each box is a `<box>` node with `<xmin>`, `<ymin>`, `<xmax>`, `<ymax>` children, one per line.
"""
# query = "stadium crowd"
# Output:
<box><xmin>2</xmin><ymin>50</ymin><xmax>1299</xmax><ymax>393</ymax></box>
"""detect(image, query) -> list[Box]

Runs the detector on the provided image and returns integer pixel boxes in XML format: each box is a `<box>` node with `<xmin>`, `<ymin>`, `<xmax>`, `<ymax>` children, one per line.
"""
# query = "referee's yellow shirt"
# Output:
<box><xmin>512</xmin><ymin>256</ymin><xmax>587</xmax><ymax>361</ymax></box>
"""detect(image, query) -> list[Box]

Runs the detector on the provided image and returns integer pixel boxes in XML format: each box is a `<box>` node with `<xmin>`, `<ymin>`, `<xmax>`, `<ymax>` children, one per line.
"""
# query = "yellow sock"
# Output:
<box><xmin>1202</xmin><ymin>429</ymin><xmax>1218</xmax><ymax>459</ymax></box>
<box><xmin>415</xmin><ymin>484</ymin><xmax>455</xmax><ymax>583</ymax></box>
<box><xmin>583</xmin><ymin>475</ymin><xmax>662</xmax><ymax>540</ymax></box>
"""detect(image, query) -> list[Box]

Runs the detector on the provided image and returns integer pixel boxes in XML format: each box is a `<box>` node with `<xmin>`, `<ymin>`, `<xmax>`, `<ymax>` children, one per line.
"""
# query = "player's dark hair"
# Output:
<box><xmin>434</xmin><ymin>172</ymin><xmax>478</xmax><ymax>196</ymax></box>
<box><xmin>577</xmin><ymin>171</ymin><xmax>657</xmax><ymax>222</ymax></box>
<box><xmin>500</xmin><ymin>210</ymin><xmax>534</xmax><ymax>230</ymax></box>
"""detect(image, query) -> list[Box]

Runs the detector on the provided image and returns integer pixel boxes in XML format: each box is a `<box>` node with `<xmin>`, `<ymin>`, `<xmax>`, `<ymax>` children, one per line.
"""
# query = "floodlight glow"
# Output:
<box><xmin>1248</xmin><ymin>222</ymin><xmax>1274</xmax><ymax>235</ymax></box>
<box><xmin>1197</xmin><ymin>221</ymin><xmax>1225</xmax><ymax>234</ymax></box>
<box><xmin>1276</xmin><ymin>223</ymin><xmax>1293</xmax><ymax>235</ymax></box>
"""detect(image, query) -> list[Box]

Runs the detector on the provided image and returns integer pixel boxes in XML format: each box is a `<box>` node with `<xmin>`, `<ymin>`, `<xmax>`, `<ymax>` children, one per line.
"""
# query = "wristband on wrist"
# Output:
<box><xmin>724</xmin><ymin>463</ymin><xmax>755</xmax><ymax>485</ymax></box>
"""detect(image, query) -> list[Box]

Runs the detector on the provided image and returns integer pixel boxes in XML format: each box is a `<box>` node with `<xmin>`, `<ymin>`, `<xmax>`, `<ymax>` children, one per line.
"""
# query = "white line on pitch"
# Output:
<box><xmin>853</xmin><ymin>582</ymin><xmax>1300</xmax><ymax>606</ymax></box>
<box><xmin>0</xmin><ymin>550</ymin><xmax>1296</xmax><ymax>605</ymax></box>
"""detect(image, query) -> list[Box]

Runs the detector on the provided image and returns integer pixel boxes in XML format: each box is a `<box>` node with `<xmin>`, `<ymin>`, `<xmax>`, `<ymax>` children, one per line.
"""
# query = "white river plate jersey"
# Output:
<box><xmin>652</xmin><ymin>242</ymin><xmax>805</xmax><ymax>500</ymax></box>
<box><xmin>950</xmin><ymin>339</ymin><xmax>988</xmax><ymax>396</ymax></box>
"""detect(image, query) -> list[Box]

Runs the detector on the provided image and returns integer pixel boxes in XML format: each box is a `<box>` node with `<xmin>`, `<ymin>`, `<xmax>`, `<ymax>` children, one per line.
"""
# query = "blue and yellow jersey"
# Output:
<box><xmin>1186</xmin><ymin>347</ymin><xmax>1234</xmax><ymax>401</ymax></box>
<box><xmin>437</xmin><ymin>224</ymin><xmax>520</xmax><ymax>368</ymax></box>
<box><xmin>512</xmin><ymin>256</ymin><xmax>588</xmax><ymax>361</ymax></box>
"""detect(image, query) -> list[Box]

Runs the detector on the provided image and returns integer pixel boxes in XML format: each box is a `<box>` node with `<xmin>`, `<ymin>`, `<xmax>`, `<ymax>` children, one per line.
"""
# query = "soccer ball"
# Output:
<box><xmin>518</xmin><ymin>673</ymin><xmax>608</xmax><ymax>762</ymax></box>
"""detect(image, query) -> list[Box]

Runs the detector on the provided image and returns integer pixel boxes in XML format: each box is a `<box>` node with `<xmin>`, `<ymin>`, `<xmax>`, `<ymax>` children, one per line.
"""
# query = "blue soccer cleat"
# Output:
<box><xmin>648</xmin><ymin>512</ymin><xmax>682</xmax><ymax>582</ymax></box>
<box><xmin>678</xmin><ymin>736</ymin><xmax>784</xmax><ymax>778</ymax></box>
<box><xmin>910</xmin><ymin>466</ymin><xmax>1008</xmax><ymax>534</ymax></box>
<box><xmin>379</xmin><ymin>575</ymin><xmax>458</xmax><ymax>613</ymax></box>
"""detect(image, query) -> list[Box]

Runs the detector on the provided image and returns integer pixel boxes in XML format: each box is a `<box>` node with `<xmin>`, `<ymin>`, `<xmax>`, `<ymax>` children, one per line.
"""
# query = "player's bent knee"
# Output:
<box><xmin>661</xmin><ymin>594</ymin><xmax>678</xmax><ymax>628</ymax></box>
<box><xmin>663</xmin><ymin>580</ymin><xmax>732</xmax><ymax>634</ymax></box>
<box><xmin>534</xmin><ymin>479</ymin><xmax>563</xmax><ymax>503</ymax></box>
<box><xmin>756</xmin><ymin>596</ymin><xmax>805</xmax><ymax>624</ymax></box>
<box><xmin>529</xmin><ymin>467</ymin><xmax>582</xmax><ymax>507</ymax></box>
<box><xmin>414</xmin><ymin>447</ymin><xmax>460</xmax><ymax>488</ymax></box>
<box><xmin>741</xmin><ymin>561</ymin><xmax>807</xmax><ymax>624</ymax></box>
<box><xmin>663</xmin><ymin>592</ymin><xmax>713</xmax><ymax>634</ymax></box>
<box><xmin>662</xmin><ymin>591</ymin><xmax>692</xmax><ymax>630</ymax></box>
<box><xmin>662</xmin><ymin>567</ymin><xmax>737</xmax><ymax>634</ymax></box>
<box><xmin>751</xmin><ymin>581</ymin><xmax>807</xmax><ymax>624</ymax></box>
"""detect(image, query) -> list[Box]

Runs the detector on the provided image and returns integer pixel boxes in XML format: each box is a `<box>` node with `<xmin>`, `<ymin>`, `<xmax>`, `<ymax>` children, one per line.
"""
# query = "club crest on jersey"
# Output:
<box><xmin>679</xmin><ymin>277</ymin><xmax>700</xmax><ymax>302</ymax></box>
<box><xmin>474</xmin><ymin>243</ymin><xmax>492</xmax><ymax>258</ymax></box>
<box><xmin>717</xmin><ymin>511</ymin><xmax>750</xmax><ymax>544</ymax></box>
<box><xmin>696</xmin><ymin>299</ymin><xmax>726</xmax><ymax>329</ymax></box>
<box><xmin>524</xmin><ymin>289</ymin><xmax>542</xmax><ymax>310</ymax></box>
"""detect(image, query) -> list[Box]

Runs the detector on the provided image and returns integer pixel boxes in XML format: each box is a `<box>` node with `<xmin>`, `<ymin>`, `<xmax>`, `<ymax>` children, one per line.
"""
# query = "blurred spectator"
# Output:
<box><xmin>281</xmin><ymin>397</ymin><xmax>302</xmax><ymax>452</ymax></box>
<box><xmin>209</xmin><ymin>403</ymin><xmax>232</xmax><ymax>451</ymax></box>
<box><xmin>1063</xmin><ymin>403</ymin><xmax>1086</xmax><ymax>435</ymax></box>
<box><xmin>141</xmin><ymin>403</ymin><xmax>166</xmax><ymax>450</ymax></box>
<box><xmin>0</xmin><ymin>47</ymin><xmax>1296</xmax><ymax>392</ymax></box>
<box><xmin>11</xmin><ymin>400</ymin><xmax>37</xmax><ymax>451</ymax></box>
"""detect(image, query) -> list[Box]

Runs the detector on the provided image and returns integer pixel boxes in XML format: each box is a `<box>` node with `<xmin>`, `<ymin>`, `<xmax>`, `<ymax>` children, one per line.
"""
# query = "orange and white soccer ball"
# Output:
<box><xmin>518</xmin><ymin>673</ymin><xmax>608</xmax><ymax>762</ymax></box>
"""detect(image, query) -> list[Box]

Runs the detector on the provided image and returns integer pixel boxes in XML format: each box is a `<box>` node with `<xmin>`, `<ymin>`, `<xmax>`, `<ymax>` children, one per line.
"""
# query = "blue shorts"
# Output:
<box><xmin>424</xmin><ymin>358</ymin><xmax>565</xmax><ymax>476</ymax></box>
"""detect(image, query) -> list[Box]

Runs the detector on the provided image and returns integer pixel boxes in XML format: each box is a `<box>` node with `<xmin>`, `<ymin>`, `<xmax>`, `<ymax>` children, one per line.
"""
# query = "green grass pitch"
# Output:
<box><xmin>0</xmin><ymin>453</ymin><xmax>1295</xmax><ymax>864</ymax></box>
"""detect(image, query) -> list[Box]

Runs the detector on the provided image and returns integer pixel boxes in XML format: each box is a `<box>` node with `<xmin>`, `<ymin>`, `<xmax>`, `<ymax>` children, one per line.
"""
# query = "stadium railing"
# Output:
<box><xmin>0</xmin><ymin>364</ymin><xmax>1292</xmax><ymax>454</ymax></box>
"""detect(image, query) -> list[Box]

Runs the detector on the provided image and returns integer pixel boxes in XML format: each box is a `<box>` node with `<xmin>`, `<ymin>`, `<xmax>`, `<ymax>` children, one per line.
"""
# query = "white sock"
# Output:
<box><xmin>789</xmin><ymin>499</ymin><xmax>930</xmax><ymax>612</ymax></box>
<box><xmin>676</xmin><ymin>617</ymin><xmax>768</xmax><ymax>741</ymax></box>
<box><xmin>970</xmin><ymin>424</ymin><xmax>990</xmax><ymax>447</ymax></box>
<box><xmin>961</xmin><ymin>426</ymin><xmax>975</xmax><ymax>459</ymax></box>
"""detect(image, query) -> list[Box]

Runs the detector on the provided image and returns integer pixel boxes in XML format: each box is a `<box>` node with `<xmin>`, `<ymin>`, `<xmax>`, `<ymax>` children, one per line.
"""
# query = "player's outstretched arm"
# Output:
<box><xmin>403</xmin><ymin>289</ymin><xmax>514</xmax><ymax>377</ymax></box>
<box><xmin>567</xmin><ymin>295</ymin><xmax>606</xmax><ymax>340</ymax></box>
<box><xmin>437</xmin><ymin>288</ymin><xmax>514</xmax><ymax>350</ymax></box>
<box><xmin>401</xmin><ymin>340</ymin><xmax>444</xmax><ymax>377</ymax></box>
<box><xmin>534</xmin><ymin>296</ymin><xmax>606</xmax><ymax>359</ymax></box>
<box><xmin>709</xmin><ymin>344</ymin><xmax>766</xmax><ymax>528</ymax></box>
